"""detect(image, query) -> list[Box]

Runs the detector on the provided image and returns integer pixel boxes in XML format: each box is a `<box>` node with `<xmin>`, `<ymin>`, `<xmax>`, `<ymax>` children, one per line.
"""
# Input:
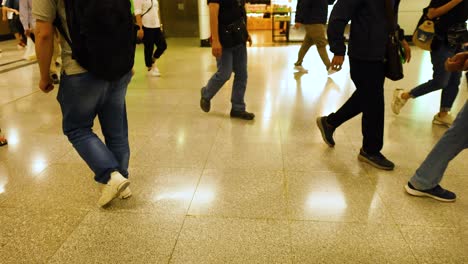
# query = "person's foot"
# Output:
<box><xmin>98</xmin><ymin>171</ymin><xmax>130</xmax><ymax>207</ymax></box>
<box><xmin>294</xmin><ymin>65</ymin><xmax>308</xmax><ymax>73</ymax></box>
<box><xmin>119</xmin><ymin>186</ymin><xmax>132</xmax><ymax>199</ymax></box>
<box><xmin>0</xmin><ymin>129</ymin><xmax>7</xmax><ymax>146</ymax></box>
<box><xmin>358</xmin><ymin>149</ymin><xmax>395</xmax><ymax>170</ymax></box>
<box><xmin>391</xmin><ymin>88</ymin><xmax>408</xmax><ymax>115</ymax></box>
<box><xmin>149</xmin><ymin>65</ymin><xmax>161</xmax><ymax>77</ymax></box>
<box><xmin>230</xmin><ymin>110</ymin><xmax>255</xmax><ymax>120</ymax></box>
<box><xmin>200</xmin><ymin>88</ymin><xmax>211</xmax><ymax>112</ymax></box>
<box><xmin>432</xmin><ymin>113</ymin><xmax>454</xmax><ymax>127</ymax></box>
<box><xmin>316</xmin><ymin>116</ymin><xmax>335</xmax><ymax>147</ymax></box>
<box><xmin>405</xmin><ymin>182</ymin><xmax>456</xmax><ymax>202</ymax></box>
<box><xmin>51</xmin><ymin>73</ymin><xmax>60</xmax><ymax>84</ymax></box>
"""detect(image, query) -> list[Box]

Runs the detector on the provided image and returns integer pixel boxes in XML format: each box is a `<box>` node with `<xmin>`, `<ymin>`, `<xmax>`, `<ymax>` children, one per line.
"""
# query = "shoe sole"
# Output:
<box><xmin>316</xmin><ymin>117</ymin><xmax>334</xmax><ymax>147</ymax></box>
<box><xmin>119</xmin><ymin>192</ymin><xmax>132</xmax><ymax>199</ymax></box>
<box><xmin>99</xmin><ymin>180</ymin><xmax>130</xmax><ymax>207</ymax></box>
<box><xmin>358</xmin><ymin>154</ymin><xmax>394</xmax><ymax>171</ymax></box>
<box><xmin>294</xmin><ymin>67</ymin><xmax>308</xmax><ymax>73</ymax></box>
<box><xmin>404</xmin><ymin>184</ymin><xmax>455</xmax><ymax>202</ymax></box>
<box><xmin>432</xmin><ymin>119</ymin><xmax>451</xmax><ymax>128</ymax></box>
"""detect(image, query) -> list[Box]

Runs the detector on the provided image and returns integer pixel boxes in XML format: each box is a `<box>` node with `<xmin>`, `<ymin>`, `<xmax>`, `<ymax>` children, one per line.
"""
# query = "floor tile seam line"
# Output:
<box><xmin>184</xmin><ymin>213</ymin><xmax>290</xmax><ymax>222</ymax></box>
<box><xmin>166</xmin><ymin>126</ymin><xmax>219</xmax><ymax>264</ymax></box>
<box><xmin>278</xmin><ymin>117</ymin><xmax>292</xmax><ymax>221</ymax></box>
<box><xmin>394</xmin><ymin>223</ymin><xmax>423</xmax><ymax>264</ymax></box>
<box><xmin>0</xmin><ymin>88</ymin><xmax>41</xmax><ymax>108</ymax></box>
<box><xmin>0</xmin><ymin>60</ymin><xmax>37</xmax><ymax>75</ymax></box>
<box><xmin>287</xmin><ymin>218</ymin><xmax>404</xmax><ymax>226</ymax></box>
<box><xmin>43</xmin><ymin>209</ymin><xmax>92</xmax><ymax>264</ymax></box>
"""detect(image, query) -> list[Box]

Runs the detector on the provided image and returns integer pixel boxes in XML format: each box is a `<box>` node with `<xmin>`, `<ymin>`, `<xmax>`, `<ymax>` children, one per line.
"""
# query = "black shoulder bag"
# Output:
<box><xmin>384</xmin><ymin>0</ymin><xmax>404</xmax><ymax>81</ymax></box>
<box><xmin>218</xmin><ymin>0</ymin><xmax>248</xmax><ymax>48</ymax></box>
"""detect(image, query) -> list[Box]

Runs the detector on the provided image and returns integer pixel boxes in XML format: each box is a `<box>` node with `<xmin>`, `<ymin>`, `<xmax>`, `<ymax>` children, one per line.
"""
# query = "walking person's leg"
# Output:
<box><xmin>308</xmin><ymin>24</ymin><xmax>331</xmax><ymax>71</ymax></box>
<box><xmin>294</xmin><ymin>25</ymin><xmax>314</xmax><ymax>73</ymax></box>
<box><xmin>392</xmin><ymin>43</ymin><xmax>455</xmax><ymax>116</ymax></box>
<box><xmin>151</xmin><ymin>28</ymin><xmax>167</xmax><ymax>69</ymax></box>
<box><xmin>200</xmin><ymin>48</ymin><xmax>234</xmax><ymax>112</ymax></box>
<box><xmin>57</xmin><ymin>72</ymin><xmax>130</xmax><ymax>206</ymax></box>
<box><xmin>143</xmin><ymin>27</ymin><xmax>156</xmax><ymax>71</ymax></box>
<box><xmin>406</xmin><ymin>101</ymin><xmax>468</xmax><ymax>201</ymax></box>
<box><xmin>230</xmin><ymin>44</ymin><xmax>254</xmax><ymax>120</ymax></box>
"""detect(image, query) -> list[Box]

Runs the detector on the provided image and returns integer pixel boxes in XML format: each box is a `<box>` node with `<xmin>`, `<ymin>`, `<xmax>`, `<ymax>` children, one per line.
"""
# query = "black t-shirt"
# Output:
<box><xmin>208</xmin><ymin>0</ymin><xmax>246</xmax><ymax>25</ymax></box>
<box><xmin>429</xmin><ymin>0</ymin><xmax>467</xmax><ymax>34</ymax></box>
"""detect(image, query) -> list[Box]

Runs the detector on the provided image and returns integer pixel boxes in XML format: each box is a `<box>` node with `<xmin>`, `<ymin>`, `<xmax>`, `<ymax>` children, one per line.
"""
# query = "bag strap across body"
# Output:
<box><xmin>141</xmin><ymin>0</ymin><xmax>153</xmax><ymax>18</ymax></box>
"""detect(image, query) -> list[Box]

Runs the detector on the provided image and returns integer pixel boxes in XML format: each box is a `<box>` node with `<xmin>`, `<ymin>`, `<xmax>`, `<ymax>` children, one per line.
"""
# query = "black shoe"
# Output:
<box><xmin>51</xmin><ymin>74</ymin><xmax>60</xmax><ymax>84</ymax></box>
<box><xmin>230</xmin><ymin>110</ymin><xmax>255</xmax><ymax>120</ymax></box>
<box><xmin>405</xmin><ymin>182</ymin><xmax>456</xmax><ymax>202</ymax></box>
<box><xmin>358</xmin><ymin>149</ymin><xmax>395</xmax><ymax>170</ymax></box>
<box><xmin>200</xmin><ymin>88</ymin><xmax>210</xmax><ymax>113</ymax></box>
<box><xmin>316</xmin><ymin>116</ymin><xmax>335</xmax><ymax>147</ymax></box>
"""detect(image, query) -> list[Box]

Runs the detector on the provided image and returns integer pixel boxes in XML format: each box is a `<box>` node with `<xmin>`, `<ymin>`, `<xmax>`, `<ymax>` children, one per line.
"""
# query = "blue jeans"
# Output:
<box><xmin>202</xmin><ymin>43</ymin><xmax>247</xmax><ymax>111</ymax></box>
<box><xmin>409</xmin><ymin>100</ymin><xmax>468</xmax><ymax>190</ymax></box>
<box><xmin>410</xmin><ymin>42</ymin><xmax>462</xmax><ymax>111</ymax></box>
<box><xmin>57</xmin><ymin>71</ymin><xmax>132</xmax><ymax>184</ymax></box>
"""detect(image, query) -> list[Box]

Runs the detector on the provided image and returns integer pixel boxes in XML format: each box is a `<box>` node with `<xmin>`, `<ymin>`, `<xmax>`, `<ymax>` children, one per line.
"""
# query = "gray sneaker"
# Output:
<box><xmin>391</xmin><ymin>88</ymin><xmax>408</xmax><ymax>115</ymax></box>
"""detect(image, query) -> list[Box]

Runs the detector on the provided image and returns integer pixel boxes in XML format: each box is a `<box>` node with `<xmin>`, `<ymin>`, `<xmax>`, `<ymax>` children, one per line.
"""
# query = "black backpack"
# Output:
<box><xmin>55</xmin><ymin>0</ymin><xmax>136</xmax><ymax>81</ymax></box>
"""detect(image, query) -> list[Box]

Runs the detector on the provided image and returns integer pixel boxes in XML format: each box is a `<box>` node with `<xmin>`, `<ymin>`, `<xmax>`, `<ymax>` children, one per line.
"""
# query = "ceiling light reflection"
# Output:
<box><xmin>6</xmin><ymin>128</ymin><xmax>19</xmax><ymax>145</ymax></box>
<box><xmin>307</xmin><ymin>191</ymin><xmax>347</xmax><ymax>212</ymax></box>
<box><xmin>154</xmin><ymin>187</ymin><xmax>215</xmax><ymax>204</ymax></box>
<box><xmin>32</xmin><ymin>156</ymin><xmax>47</xmax><ymax>174</ymax></box>
<box><xmin>0</xmin><ymin>178</ymin><xmax>7</xmax><ymax>194</ymax></box>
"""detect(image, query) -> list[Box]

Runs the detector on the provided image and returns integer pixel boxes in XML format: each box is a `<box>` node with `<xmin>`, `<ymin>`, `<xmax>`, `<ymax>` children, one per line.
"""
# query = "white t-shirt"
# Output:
<box><xmin>134</xmin><ymin>0</ymin><xmax>161</xmax><ymax>28</ymax></box>
<box><xmin>2</xmin><ymin>0</ymin><xmax>14</xmax><ymax>19</ymax></box>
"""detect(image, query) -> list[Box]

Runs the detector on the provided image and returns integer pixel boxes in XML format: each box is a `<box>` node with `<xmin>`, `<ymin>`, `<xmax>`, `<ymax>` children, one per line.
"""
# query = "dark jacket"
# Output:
<box><xmin>295</xmin><ymin>0</ymin><xmax>336</xmax><ymax>24</ymax></box>
<box><xmin>327</xmin><ymin>0</ymin><xmax>402</xmax><ymax>61</ymax></box>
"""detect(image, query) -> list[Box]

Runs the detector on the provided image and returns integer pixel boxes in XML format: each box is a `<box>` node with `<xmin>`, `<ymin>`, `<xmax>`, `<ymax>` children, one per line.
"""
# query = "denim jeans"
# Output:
<box><xmin>410</xmin><ymin>100</ymin><xmax>468</xmax><ymax>190</ymax></box>
<box><xmin>410</xmin><ymin>42</ymin><xmax>462</xmax><ymax>111</ymax></box>
<box><xmin>57</xmin><ymin>71</ymin><xmax>132</xmax><ymax>184</ymax></box>
<box><xmin>202</xmin><ymin>43</ymin><xmax>247</xmax><ymax>111</ymax></box>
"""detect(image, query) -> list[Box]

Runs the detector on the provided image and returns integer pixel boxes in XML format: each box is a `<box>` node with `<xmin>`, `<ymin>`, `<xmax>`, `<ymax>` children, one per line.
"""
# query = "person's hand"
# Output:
<box><xmin>247</xmin><ymin>34</ymin><xmax>253</xmax><ymax>47</ymax></box>
<box><xmin>402</xmin><ymin>39</ymin><xmax>411</xmax><ymax>63</ymax></box>
<box><xmin>294</xmin><ymin>23</ymin><xmax>302</xmax><ymax>29</ymax></box>
<box><xmin>445</xmin><ymin>52</ymin><xmax>468</xmax><ymax>72</ymax></box>
<box><xmin>137</xmin><ymin>29</ymin><xmax>144</xmax><ymax>40</ymax></box>
<box><xmin>211</xmin><ymin>39</ymin><xmax>222</xmax><ymax>58</ymax></box>
<box><xmin>13</xmin><ymin>10</ymin><xmax>19</xmax><ymax>15</ymax></box>
<box><xmin>330</xmin><ymin>55</ymin><xmax>344</xmax><ymax>71</ymax></box>
<box><xmin>39</xmin><ymin>78</ymin><xmax>54</xmax><ymax>93</ymax></box>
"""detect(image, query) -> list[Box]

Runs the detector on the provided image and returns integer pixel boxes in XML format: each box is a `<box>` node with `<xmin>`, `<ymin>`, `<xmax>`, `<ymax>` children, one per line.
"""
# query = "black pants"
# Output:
<box><xmin>143</xmin><ymin>27</ymin><xmax>167</xmax><ymax>68</ymax></box>
<box><xmin>327</xmin><ymin>58</ymin><xmax>386</xmax><ymax>154</ymax></box>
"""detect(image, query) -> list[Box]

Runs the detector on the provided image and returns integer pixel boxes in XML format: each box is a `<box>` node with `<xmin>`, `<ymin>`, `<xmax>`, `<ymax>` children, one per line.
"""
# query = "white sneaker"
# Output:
<box><xmin>327</xmin><ymin>67</ymin><xmax>338</xmax><ymax>75</ymax></box>
<box><xmin>391</xmin><ymin>88</ymin><xmax>408</xmax><ymax>115</ymax></box>
<box><xmin>294</xmin><ymin>65</ymin><xmax>308</xmax><ymax>73</ymax></box>
<box><xmin>98</xmin><ymin>171</ymin><xmax>130</xmax><ymax>207</ymax></box>
<box><xmin>433</xmin><ymin>113</ymin><xmax>454</xmax><ymax>127</ymax></box>
<box><xmin>119</xmin><ymin>186</ymin><xmax>132</xmax><ymax>199</ymax></box>
<box><xmin>149</xmin><ymin>65</ymin><xmax>161</xmax><ymax>77</ymax></box>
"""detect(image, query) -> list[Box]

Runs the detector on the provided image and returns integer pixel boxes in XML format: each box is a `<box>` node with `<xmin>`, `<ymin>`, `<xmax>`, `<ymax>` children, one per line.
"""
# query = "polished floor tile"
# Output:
<box><xmin>0</xmin><ymin>208</ymin><xmax>88</xmax><ymax>264</ymax></box>
<box><xmin>48</xmin><ymin>212</ymin><xmax>184</xmax><ymax>264</ymax></box>
<box><xmin>189</xmin><ymin>169</ymin><xmax>288</xmax><ymax>219</ymax></box>
<box><xmin>290</xmin><ymin>221</ymin><xmax>418</xmax><ymax>264</ymax></box>
<box><xmin>170</xmin><ymin>216</ymin><xmax>292</xmax><ymax>264</ymax></box>
<box><xmin>287</xmin><ymin>170</ymin><xmax>393</xmax><ymax>223</ymax></box>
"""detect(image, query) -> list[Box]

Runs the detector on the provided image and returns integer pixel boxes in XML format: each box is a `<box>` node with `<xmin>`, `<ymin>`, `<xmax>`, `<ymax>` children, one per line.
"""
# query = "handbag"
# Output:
<box><xmin>412</xmin><ymin>8</ymin><xmax>435</xmax><ymax>51</ymax></box>
<box><xmin>217</xmin><ymin>0</ymin><xmax>248</xmax><ymax>48</ymax></box>
<box><xmin>384</xmin><ymin>0</ymin><xmax>404</xmax><ymax>81</ymax></box>
<box><xmin>218</xmin><ymin>19</ymin><xmax>248</xmax><ymax>48</ymax></box>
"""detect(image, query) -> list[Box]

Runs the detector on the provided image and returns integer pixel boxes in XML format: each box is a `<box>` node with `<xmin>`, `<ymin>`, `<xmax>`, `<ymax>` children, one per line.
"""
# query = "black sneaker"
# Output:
<box><xmin>405</xmin><ymin>182</ymin><xmax>456</xmax><ymax>202</ymax></box>
<box><xmin>51</xmin><ymin>73</ymin><xmax>60</xmax><ymax>84</ymax></box>
<box><xmin>200</xmin><ymin>88</ymin><xmax>210</xmax><ymax>113</ymax></box>
<box><xmin>316</xmin><ymin>116</ymin><xmax>335</xmax><ymax>147</ymax></box>
<box><xmin>230</xmin><ymin>110</ymin><xmax>255</xmax><ymax>120</ymax></box>
<box><xmin>358</xmin><ymin>149</ymin><xmax>395</xmax><ymax>170</ymax></box>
